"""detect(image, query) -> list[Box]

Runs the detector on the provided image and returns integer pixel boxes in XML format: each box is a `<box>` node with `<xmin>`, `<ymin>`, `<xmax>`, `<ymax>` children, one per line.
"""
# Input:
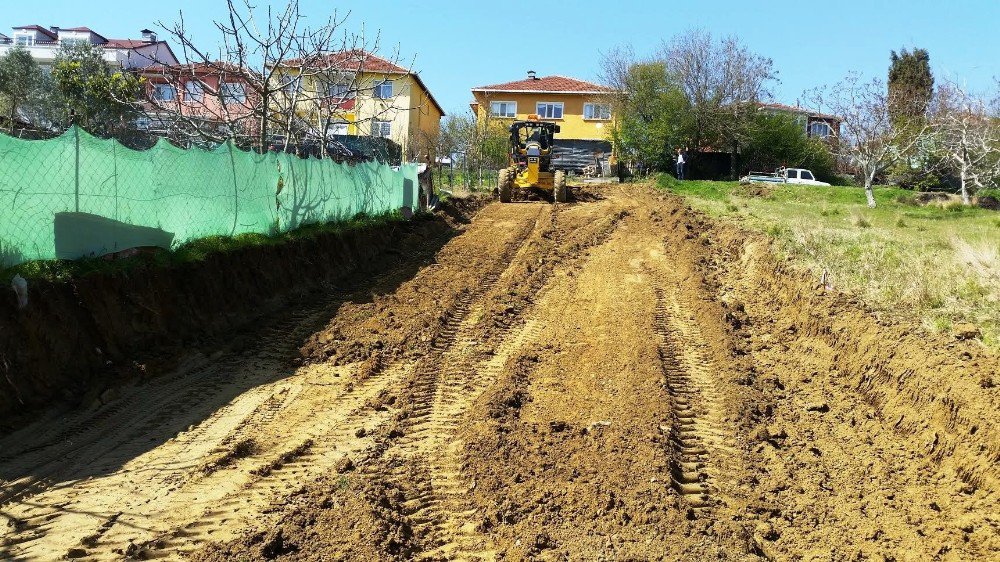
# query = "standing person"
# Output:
<box><xmin>675</xmin><ymin>148</ymin><xmax>686</xmax><ymax>180</ymax></box>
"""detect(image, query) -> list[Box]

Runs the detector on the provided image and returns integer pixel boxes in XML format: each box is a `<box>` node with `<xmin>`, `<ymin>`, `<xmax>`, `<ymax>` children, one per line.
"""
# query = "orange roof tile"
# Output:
<box><xmin>472</xmin><ymin>75</ymin><xmax>611</xmax><ymax>94</ymax></box>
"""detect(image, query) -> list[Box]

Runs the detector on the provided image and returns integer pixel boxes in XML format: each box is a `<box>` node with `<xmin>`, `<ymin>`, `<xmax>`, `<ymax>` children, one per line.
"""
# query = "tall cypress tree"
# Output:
<box><xmin>888</xmin><ymin>48</ymin><xmax>934</xmax><ymax>126</ymax></box>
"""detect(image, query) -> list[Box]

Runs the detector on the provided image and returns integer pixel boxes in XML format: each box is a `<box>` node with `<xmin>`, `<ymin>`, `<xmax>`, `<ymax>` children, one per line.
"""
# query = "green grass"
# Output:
<box><xmin>2</xmin><ymin>211</ymin><xmax>415</xmax><ymax>283</ymax></box>
<box><xmin>658</xmin><ymin>174</ymin><xmax>1000</xmax><ymax>350</ymax></box>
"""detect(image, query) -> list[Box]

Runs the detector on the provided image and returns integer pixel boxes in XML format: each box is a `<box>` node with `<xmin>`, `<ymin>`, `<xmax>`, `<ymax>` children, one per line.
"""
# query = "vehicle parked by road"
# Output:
<box><xmin>741</xmin><ymin>167</ymin><xmax>831</xmax><ymax>186</ymax></box>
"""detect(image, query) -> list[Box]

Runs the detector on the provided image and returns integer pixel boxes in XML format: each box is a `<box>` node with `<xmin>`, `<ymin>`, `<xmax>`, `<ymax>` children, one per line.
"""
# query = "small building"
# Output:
<box><xmin>0</xmin><ymin>25</ymin><xmax>177</xmax><ymax>69</ymax></box>
<box><xmin>273</xmin><ymin>50</ymin><xmax>445</xmax><ymax>163</ymax></box>
<box><xmin>760</xmin><ymin>102</ymin><xmax>841</xmax><ymax>141</ymax></box>
<box><xmin>470</xmin><ymin>72</ymin><xmax>614</xmax><ymax>172</ymax></box>
<box><xmin>139</xmin><ymin>62</ymin><xmax>256</xmax><ymax>140</ymax></box>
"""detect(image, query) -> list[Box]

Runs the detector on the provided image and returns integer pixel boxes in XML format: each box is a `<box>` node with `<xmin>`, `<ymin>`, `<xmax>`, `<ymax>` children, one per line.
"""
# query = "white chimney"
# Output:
<box><xmin>141</xmin><ymin>29</ymin><xmax>157</xmax><ymax>42</ymax></box>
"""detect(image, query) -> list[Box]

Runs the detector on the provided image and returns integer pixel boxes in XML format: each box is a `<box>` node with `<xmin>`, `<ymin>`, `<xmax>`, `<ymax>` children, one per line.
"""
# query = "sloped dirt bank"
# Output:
<box><xmin>0</xmin><ymin>198</ymin><xmax>487</xmax><ymax>431</ymax></box>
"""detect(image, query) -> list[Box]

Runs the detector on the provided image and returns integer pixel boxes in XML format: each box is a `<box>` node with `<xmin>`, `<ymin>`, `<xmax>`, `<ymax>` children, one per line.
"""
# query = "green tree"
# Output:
<box><xmin>0</xmin><ymin>47</ymin><xmax>43</xmax><ymax>133</ymax></box>
<box><xmin>52</xmin><ymin>43</ymin><xmax>144</xmax><ymax>135</ymax></box>
<box><xmin>616</xmin><ymin>62</ymin><xmax>692</xmax><ymax>172</ymax></box>
<box><xmin>741</xmin><ymin>112</ymin><xmax>837</xmax><ymax>182</ymax></box>
<box><xmin>888</xmin><ymin>48</ymin><xmax>933</xmax><ymax>127</ymax></box>
<box><xmin>888</xmin><ymin>48</ymin><xmax>938</xmax><ymax>188</ymax></box>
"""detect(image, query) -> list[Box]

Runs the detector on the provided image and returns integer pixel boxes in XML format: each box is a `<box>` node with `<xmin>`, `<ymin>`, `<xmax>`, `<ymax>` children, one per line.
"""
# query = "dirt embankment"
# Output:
<box><xmin>0</xmin><ymin>198</ymin><xmax>487</xmax><ymax>431</ymax></box>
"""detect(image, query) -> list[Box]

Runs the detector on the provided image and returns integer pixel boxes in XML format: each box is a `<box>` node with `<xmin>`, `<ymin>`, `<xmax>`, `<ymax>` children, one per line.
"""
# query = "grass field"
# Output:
<box><xmin>658</xmin><ymin>175</ymin><xmax>1000</xmax><ymax>350</ymax></box>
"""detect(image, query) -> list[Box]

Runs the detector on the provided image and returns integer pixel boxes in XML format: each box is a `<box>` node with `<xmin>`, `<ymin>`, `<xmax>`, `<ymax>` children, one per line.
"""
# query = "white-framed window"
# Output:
<box><xmin>536</xmin><ymin>102</ymin><xmax>564</xmax><ymax>120</ymax></box>
<box><xmin>809</xmin><ymin>121</ymin><xmax>832</xmax><ymax>138</ymax></box>
<box><xmin>372</xmin><ymin>120</ymin><xmax>391</xmax><ymax>138</ymax></box>
<box><xmin>327</xmin><ymin>122</ymin><xmax>349</xmax><ymax>136</ymax></box>
<box><xmin>583</xmin><ymin>102</ymin><xmax>611</xmax><ymax>120</ymax></box>
<box><xmin>14</xmin><ymin>34</ymin><xmax>33</xmax><ymax>46</ymax></box>
<box><xmin>135</xmin><ymin>116</ymin><xmax>152</xmax><ymax>130</ymax></box>
<box><xmin>152</xmin><ymin>84</ymin><xmax>176</xmax><ymax>102</ymax></box>
<box><xmin>490</xmin><ymin>101</ymin><xmax>517</xmax><ymax>118</ymax></box>
<box><xmin>374</xmin><ymin>80</ymin><xmax>393</xmax><ymax>99</ymax></box>
<box><xmin>184</xmin><ymin>80</ymin><xmax>204</xmax><ymax>103</ymax></box>
<box><xmin>221</xmin><ymin>82</ymin><xmax>246</xmax><ymax>104</ymax></box>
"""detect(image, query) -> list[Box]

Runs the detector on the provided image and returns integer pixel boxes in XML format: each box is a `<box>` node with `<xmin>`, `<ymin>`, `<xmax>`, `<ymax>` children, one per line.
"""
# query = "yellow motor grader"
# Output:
<box><xmin>497</xmin><ymin>116</ymin><xmax>567</xmax><ymax>203</ymax></box>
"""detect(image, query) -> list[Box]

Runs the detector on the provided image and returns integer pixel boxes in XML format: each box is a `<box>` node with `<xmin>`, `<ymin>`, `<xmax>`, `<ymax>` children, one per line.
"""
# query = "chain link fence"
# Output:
<box><xmin>0</xmin><ymin>126</ymin><xmax>418</xmax><ymax>268</ymax></box>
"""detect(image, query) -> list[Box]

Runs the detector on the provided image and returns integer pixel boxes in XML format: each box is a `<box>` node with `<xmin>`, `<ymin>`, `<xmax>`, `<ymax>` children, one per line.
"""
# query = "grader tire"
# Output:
<box><xmin>554</xmin><ymin>170</ymin><xmax>568</xmax><ymax>203</ymax></box>
<box><xmin>498</xmin><ymin>169</ymin><xmax>512</xmax><ymax>203</ymax></box>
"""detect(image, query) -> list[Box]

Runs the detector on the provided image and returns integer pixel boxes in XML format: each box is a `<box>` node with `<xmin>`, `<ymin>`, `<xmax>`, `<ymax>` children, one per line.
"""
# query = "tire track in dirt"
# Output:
<box><xmin>650</xmin><ymin>271</ymin><xmax>733</xmax><ymax>514</ymax></box>
<box><xmin>119</xmin><ymin>208</ymin><xmax>548</xmax><ymax>561</ymax></box>
<box><xmin>375</xmin><ymin>213</ymin><xmax>547</xmax><ymax>559</ymax></box>
<box><xmin>0</xmin><ymin>223</ymin><xmax>468</xmax><ymax>560</ymax></box>
<box><xmin>376</xmin><ymin>203</ymin><xmax>629</xmax><ymax>560</ymax></box>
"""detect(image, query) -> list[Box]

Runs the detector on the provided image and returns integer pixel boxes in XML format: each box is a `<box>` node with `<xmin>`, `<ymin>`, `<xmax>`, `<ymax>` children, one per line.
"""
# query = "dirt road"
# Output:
<box><xmin>2</xmin><ymin>185</ymin><xmax>998</xmax><ymax>561</ymax></box>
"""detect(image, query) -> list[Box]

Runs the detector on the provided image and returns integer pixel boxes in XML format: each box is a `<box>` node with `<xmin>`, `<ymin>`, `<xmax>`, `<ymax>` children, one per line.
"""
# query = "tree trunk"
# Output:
<box><xmin>864</xmin><ymin>175</ymin><xmax>877</xmax><ymax>208</ymax></box>
<box><xmin>960</xmin><ymin>169</ymin><xmax>971</xmax><ymax>206</ymax></box>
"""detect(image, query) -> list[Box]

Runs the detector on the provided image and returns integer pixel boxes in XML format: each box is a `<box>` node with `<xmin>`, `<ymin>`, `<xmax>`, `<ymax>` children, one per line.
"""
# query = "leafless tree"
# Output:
<box><xmin>931</xmin><ymin>80</ymin><xmax>1000</xmax><ymax>204</ymax></box>
<box><xmin>148</xmin><ymin>0</ymin><xmax>414</xmax><ymax>154</ymax></box>
<box><xmin>660</xmin><ymin>30</ymin><xmax>777</xmax><ymax>166</ymax></box>
<box><xmin>810</xmin><ymin>74</ymin><xmax>931</xmax><ymax>207</ymax></box>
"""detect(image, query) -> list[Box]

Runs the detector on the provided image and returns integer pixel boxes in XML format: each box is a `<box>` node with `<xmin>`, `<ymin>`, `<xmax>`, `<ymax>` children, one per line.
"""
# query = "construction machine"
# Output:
<box><xmin>497</xmin><ymin>116</ymin><xmax>568</xmax><ymax>203</ymax></box>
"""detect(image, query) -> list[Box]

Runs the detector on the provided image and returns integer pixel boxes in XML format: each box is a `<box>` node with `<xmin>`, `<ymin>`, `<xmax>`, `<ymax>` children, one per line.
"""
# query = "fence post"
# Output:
<box><xmin>74</xmin><ymin>124</ymin><xmax>80</xmax><ymax>213</ymax></box>
<box><xmin>228</xmin><ymin>139</ymin><xmax>239</xmax><ymax>236</ymax></box>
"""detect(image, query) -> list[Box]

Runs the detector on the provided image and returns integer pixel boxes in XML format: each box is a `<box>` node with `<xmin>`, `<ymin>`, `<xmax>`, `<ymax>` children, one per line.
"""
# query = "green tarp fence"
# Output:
<box><xmin>0</xmin><ymin>126</ymin><xmax>418</xmax><ymax>267</ymax></box>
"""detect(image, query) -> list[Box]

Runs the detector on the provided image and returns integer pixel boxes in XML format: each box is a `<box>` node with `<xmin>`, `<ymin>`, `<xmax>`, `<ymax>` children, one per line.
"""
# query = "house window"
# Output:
<box><xmin>583</xmin><ymin>103</ymin><xmax>611</xmax><ymax>120</ymax></box>
<box><xmin>60</xmin><ymin>38</ymin><xmax>87</xmax><ymax>47</ymax></box>
<box><xmin>281</xmin><ymin>75</ymin><xmax>302</xmax><ymax>95</ymax></box>
<box><xmin>221</xmin><ymin>82</ymin><xmax>246</xmax><ymax>104</ymax></box>
<box><xmin>536</xmin><ymin>102</ymin><xmax>564</xmax><ymax>119</ymax></box>
<box><xmin>327</xmin><ymin>122</ymin><xmax>349</xmax><ymax>136</ymax></box>
<box><xmin>135</xmin><ymin>117</ymin><xmax>151</xmax><ymax>130</ymax></box>
<box><xmin>809</xmin><ymin>121</ymin><xmax>832</xmax><ymax>138</ymax></box>
<box><xmin>327</xmin><ymin>82</ymin><xmax>354</xmax><ymax>99</ymax></box>
<box><xmin>15</xmin><ymin>35</ymin><xmax>33</xmax><ymax>46</ymax></box>
<box><xmin>374</xmin><ymin>80</ymin><xmax>393</xmax><ymax>99</ymax></box>
<box><xmin>372</xmin><ymin>120</ymin><xmax>391</xmax><ymax>138</ymax></box>
<box><xmin>490</xmin><ymin>101</ymin><xmax>517</xmax><ymax>118</ymax></box>
<box><xmin>152</xmin><ymin>84</ymin><xmax>176</xmax><ymax>102</ymax></box>
<box><xmin>185</xmin><ymin>81</ymin><xmax>204</xmax><ymax>103</ymax></box>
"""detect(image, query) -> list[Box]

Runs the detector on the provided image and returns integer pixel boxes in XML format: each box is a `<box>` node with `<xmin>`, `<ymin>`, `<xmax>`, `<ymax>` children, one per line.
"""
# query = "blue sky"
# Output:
<box><xmin>4</xmin><ymin>0</ymin><xmax>998</xmax><ymax>115</ymax></box>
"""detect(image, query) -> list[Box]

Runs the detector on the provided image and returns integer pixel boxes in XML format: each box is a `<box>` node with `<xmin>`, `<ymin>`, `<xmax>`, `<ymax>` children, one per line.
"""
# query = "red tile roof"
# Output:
<box><xmin>472</xmin><ymin>75</ymin><xmax>611</xmax><ymax>94</ymax></box>
<box><xmin>285</xmin><ymin>50</ymin><xmax>409</xmax><ymax>74</ymax></box>
<box><xmin>13</xmin><ymin>25</ymin><xmax>57</xmax><ymax>39</ymax></box>
<box><xmin>104</xmin><ymin>39</ymin><xmax>153</xmax><ymax>49</ymax></box>
<box><xmin>60</xmin><ymin>27</ymin><xmax>109</xmax><ymax>42</ymax></box>
<box><xmin>283</xmin><ymin>50</ymin><xmax>444</xmax><ymax>116</ymax></box>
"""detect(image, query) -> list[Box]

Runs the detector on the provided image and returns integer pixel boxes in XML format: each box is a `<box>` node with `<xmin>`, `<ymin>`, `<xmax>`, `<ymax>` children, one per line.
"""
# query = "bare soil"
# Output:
<box><xmin>1</xmin><ymin>184</ymin><xmax>997</xmax><ymax>561</ymax></box>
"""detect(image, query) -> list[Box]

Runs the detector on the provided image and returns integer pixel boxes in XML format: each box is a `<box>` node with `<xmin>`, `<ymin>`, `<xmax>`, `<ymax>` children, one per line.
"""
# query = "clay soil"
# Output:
<box><xmin>1</xmin><ymin>184</ymin><xmax>998</xmax><ymax>561</ymax></box>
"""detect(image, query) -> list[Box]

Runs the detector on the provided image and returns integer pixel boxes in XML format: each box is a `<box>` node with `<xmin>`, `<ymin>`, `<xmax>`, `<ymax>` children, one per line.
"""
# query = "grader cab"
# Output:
<box><xmin>497</xmin><ymin>116</ymin><xmax>567</xmax><ymax>203</ymax></box>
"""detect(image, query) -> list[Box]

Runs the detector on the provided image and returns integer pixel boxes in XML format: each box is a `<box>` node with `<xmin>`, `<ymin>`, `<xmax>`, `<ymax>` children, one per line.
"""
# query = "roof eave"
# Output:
<box><xmin>471</xmin><ymin>89</ymin><xmax>611</xmax><ymax>95</ymax></box>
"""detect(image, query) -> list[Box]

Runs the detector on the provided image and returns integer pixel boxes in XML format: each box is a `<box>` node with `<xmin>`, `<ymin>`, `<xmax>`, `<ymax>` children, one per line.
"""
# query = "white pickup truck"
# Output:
<box><xmin>741</xmin><ymin>167</ymin><xmax>830</xmax><ymax>186</ymax></box>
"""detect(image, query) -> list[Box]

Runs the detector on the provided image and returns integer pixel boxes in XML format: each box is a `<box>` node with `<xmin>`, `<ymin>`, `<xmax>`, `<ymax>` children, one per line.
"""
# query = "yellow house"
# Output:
<box><xmin>471</xmin><ymin>72</ymin><xmax>614</xmax><ymax>171</ymax></box>
<box><xmin>275</xmin><ymin>50</ymin><xmax>444</xmax><ymax>162</ymax></box>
